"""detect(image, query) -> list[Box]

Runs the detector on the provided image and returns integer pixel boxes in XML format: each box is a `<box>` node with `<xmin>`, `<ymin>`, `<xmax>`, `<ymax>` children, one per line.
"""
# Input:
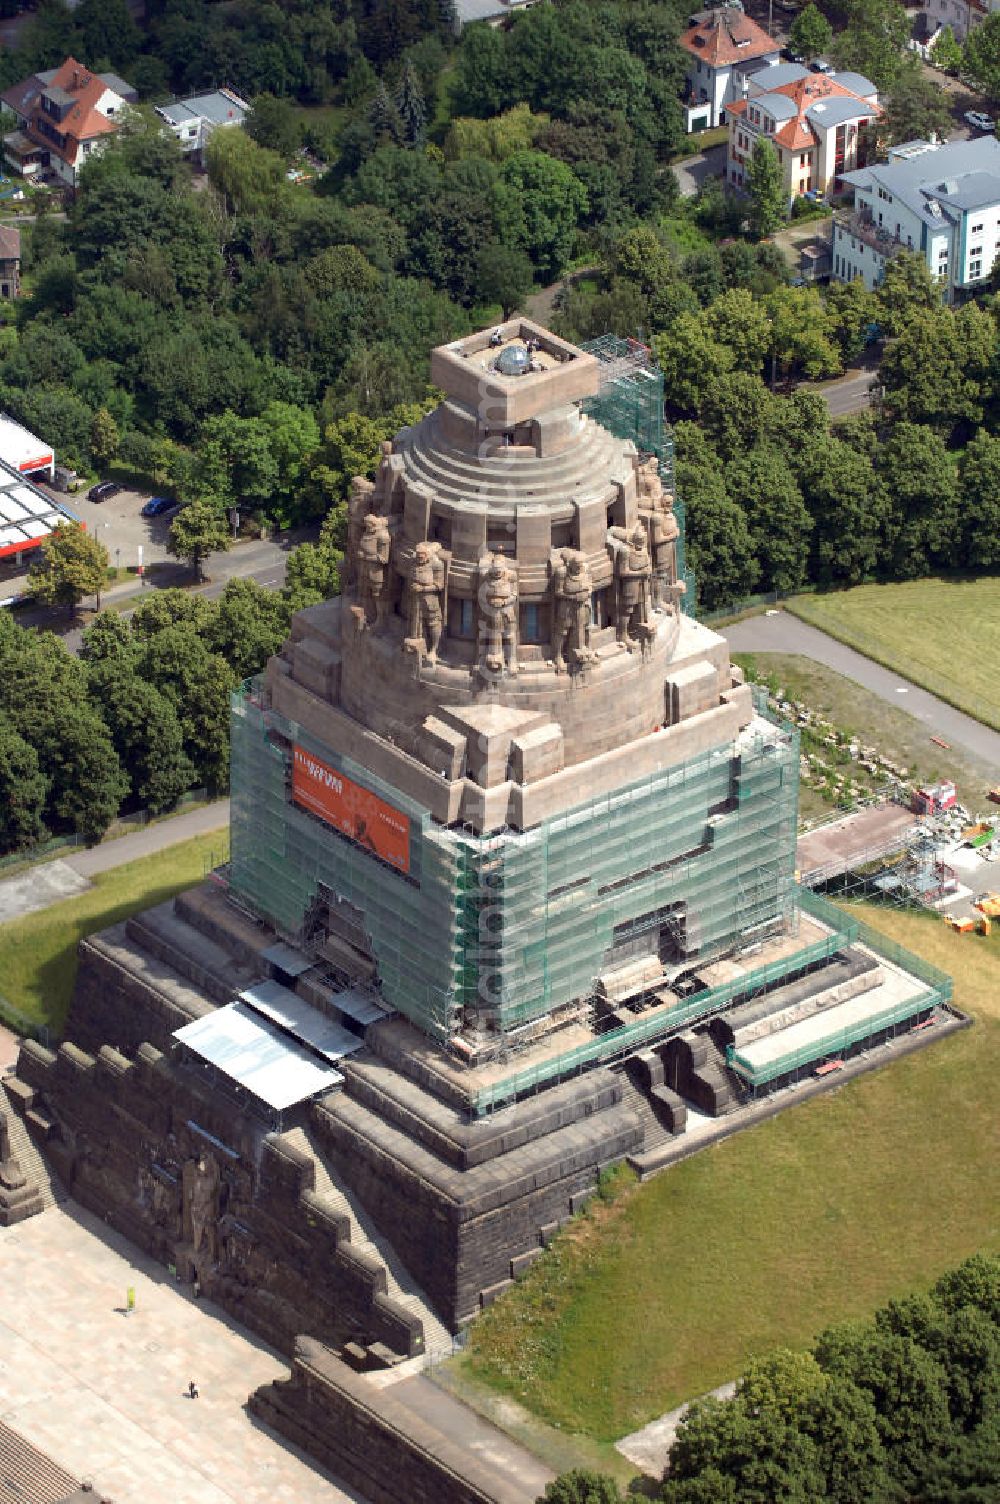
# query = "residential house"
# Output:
<box><xmin>678</xmin><ymin>2</ymin><xmax>780</xmax><ymax>133</ymax></box>
<box><xmin>725</xmin><ymin>65</ymin><xmax>879</xmax><ymax>200</ymax></box>
<box><xmin>1</xmin><ymin>59</ymin><xmax>137</xmax><ymax>189</ymax></box>
<box><xmin>0</xmin><ymin>226</ymin><xmax>21</xmax><ymax>300</ymax></box>
<box><xmin>833</xmin><ymin>135</ymin><xmax>1000</xmax><ymax>297</ymax></box>
<box><xmin>155</xmin><ymin>87</ymin><xmax>251</xmax><ymax>161</ymax></box>
<box><xmin>919</xmin><ymin>0</ymin><xmax>995</xmax><ymax>47</ymax></box>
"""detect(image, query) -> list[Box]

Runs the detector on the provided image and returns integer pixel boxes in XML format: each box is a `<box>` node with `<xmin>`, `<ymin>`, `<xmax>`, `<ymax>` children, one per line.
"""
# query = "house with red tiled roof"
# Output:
<box><xmin>2</xmin><ymin>58</ymin><xmax>137</xmax><ymax>190</ymax></box>
<box><xmin>678</xmin><ymin>2</ymin><xmax>780</xmax><ymax>132</ymax></box>
<box><xmin>725</xmin><ymin>64</ymin><xmax>880</xmax><ymax>201</ymax></box>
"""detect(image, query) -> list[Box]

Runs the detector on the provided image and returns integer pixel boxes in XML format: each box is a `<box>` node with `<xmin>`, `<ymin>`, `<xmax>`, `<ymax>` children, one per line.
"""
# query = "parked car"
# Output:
<box><xmin>810</xmin><ymin>58</ymin><xmax>834</xmax><ymax>74</ymax></box>
<box><xmin>964</xmin><ymin>110</ymin><xmax>995</xmax><ymax>132</ymax></box>
<box><xmin>140</xmin><ymin>495</ymin><xmax>180</xmax><ymax>518</ymax></box>
<box><xmin>782</xmin><ymin>47</ymin><xmax>805</xmax><ymax>64</ymax></box>
<box><xmin>88</xmin><ymin>480</ymin><xmax>122</xmax><ymax>503</ymax></box>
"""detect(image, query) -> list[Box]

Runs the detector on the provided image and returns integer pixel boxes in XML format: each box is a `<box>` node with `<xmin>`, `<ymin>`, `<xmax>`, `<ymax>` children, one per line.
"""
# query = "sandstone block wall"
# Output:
<box><xmin>250</xmin><ymin>1337</ymin><xmax>504</xmax><ymax>1504</ymax></box>
<box><xmin>14</xmin><ymin>1039</ymin><xmax>423</xmax><ymax>1359</ymax></box>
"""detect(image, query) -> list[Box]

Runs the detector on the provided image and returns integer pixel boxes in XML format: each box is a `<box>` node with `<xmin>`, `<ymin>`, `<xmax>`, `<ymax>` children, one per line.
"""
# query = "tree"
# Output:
<box><xmin>475</xmin><ymin>241</ymin><xmax>533</xmax><ymax>318</ymax></box>
<box><xmin>877</xmin><ymin>250</ymin><xmax>942</xmax><ymax>334</ymax></box>
<box><xmin>958</xmin><ymin>430</ymin><xmax>1000</xmax><ymax>568</ymax></box>
<box><xmin>877</xmin><ymin>422</ymin><xmax>960</xmax><ymax>575</ymax></box>
<box><xmin>930</xmin><ymin>26</ymin><xmax>964</xmax><ymax>76</ymax></box>
<box><xmin>88</xmin><ymin>659</ymin><xmax>195</xmax><ymax>813</ymax></box>
<box><xmin>206</xmin><ymin>128</ymin><xmax>289</xmax><ymax>217</ymax></box>
<box><xmin>825</xmin><ymin>276</ymin><xmax>880</xmax><ymax>360</ymax></box>
<box><xmin>246</xmin><ymin>93</ymin><xmax>302</xmax><ymax>158</ymax></box>
<box><xmin>138</xmin><ymin>626</ymin><xmax>237</xmax><ymax>790</ymax></box>
<box><xmin>445</xmin><ymin>104</ymin><xmax>546</xmax><ymax>163</ymax></box>
<box><xmin>653</xmin><ymin>314</ymin><xmax>735</xmax><ymax>418</ymax></box>
<box><xmin>167</xmin><ymin>498</ymin><xmax>232</xmax><ymax>582</ymax></box>
<box><xmin>790</xmin><ymin>4</ymin><xmax>833</xmax><ymax>60</ymax></box>
<box><xmin>879</xmin><ymin>303</ymin><xmax>995</xmax><ymax>430</ymax></box>
<box><xmin>284</xmin><ymin>507</ymin><xmax>344</xmax><ymax>609</ymax></box>
<box><xmin>28</xmin><ymin>522</ymin><xmax>109</xmax><ymax>612</ymax></box>
<box><xmin>536</xmin><ymin>1470</ymin><xmax>623</xmax><ymax>1504</ymax></box>
<box><xmin>206</xmin><ymin>578</ymin><xmax>292</xmax><ymax>681</ymax></box>
<box><xmin>727</xmin><ymin>445</ymin><xmax>813</xmax><ymax>593</ymax></box>
<box><xmin>832</xmin><ymin>0</ymin><xmax>912</xmax><ymax>91</ymax></box>
<box><xmin>704</xmin><ymin>289</ymin><xmax>772</xmax><ymax>374</ymax></box>
<box><xmin>747</xmin><ymin>139</ymin><xmax>785</xmax><ymax>239</ymax></box>
<box><xmin>394</xmin><ymin>60</ymin><xmax>426</xmax><ymax>147</ymax></box>
<box><xmin>765</xmin><ymin>286</ymin><xmax>841</xmax><ymax>381</ymax></box>
<box><xmin>0</xmin><ymin>722</ymin><xmax>48</xmax><ymax>853</ymax></box>
<box><xmin>798</xmin><ymin>435</ymin><xmax>889</xmax><ymax>585</ymax></box>
<box><xmin>963</xmin><ymin>12</ymin><xmax>1000</xmax><ymax>106</ymax></box>
<box><xmin>499</xmin><ymin>151</ymin><xmax>588</xmax><ymax>281</ymax></box>
<box><xmin>882</xmin><ymin>58</ymin><xmax>952</xmax><ymax>147</ymax></box>
<box><xmin>89</xmin><ymin>406</ymin><xmax>119</xmax><ymax>470</ymax></box>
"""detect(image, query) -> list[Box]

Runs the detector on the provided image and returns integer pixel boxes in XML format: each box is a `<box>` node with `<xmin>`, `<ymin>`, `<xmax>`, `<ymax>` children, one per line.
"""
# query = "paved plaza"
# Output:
<box><xmin>0</xmin><ymin>1201</ymin><xmax>364</xmax><ymax>1504</ymax></box>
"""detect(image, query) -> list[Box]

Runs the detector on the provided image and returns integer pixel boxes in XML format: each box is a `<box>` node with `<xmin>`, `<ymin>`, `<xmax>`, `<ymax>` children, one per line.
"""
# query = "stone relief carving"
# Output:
<box><xmin>608</xmin><ymin>523</ymin><xmax>654</xmax><ymax>651</ymax></box>
<box><xmin>550</xmin><ymin>548</ymin><xmax>595</xmax><ymax>674</ymax></box>
<box><xmin>183</xmin><ymin>1154</ymin><xmax>222</xmax><ymax>1263</ymax></box>
<box><xmin>476</xmin><ymin>552</ymin><xmax>518</xmax><ymax>678</ymax></box>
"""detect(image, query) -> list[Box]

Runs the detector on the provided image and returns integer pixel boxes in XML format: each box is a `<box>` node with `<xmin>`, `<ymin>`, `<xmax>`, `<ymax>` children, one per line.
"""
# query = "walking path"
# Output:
<box><xmin>616</xmin><ymin>1381</ymin><xmax>737</xmax><ymax>1476</ymax></box>
<box><xmin>0</xmin><ymin>801</ymin><xmax>229</xmax><ymax>925</ymax></box>
<box><xmin>65</xmin><ymin>799</ymin><xmax>230</xmax><ymax>878</ymax></box>
<box><xmin>723</xmin><ymin>612</ymin><xmax>1000</xmax><ymax>770</ymax></box>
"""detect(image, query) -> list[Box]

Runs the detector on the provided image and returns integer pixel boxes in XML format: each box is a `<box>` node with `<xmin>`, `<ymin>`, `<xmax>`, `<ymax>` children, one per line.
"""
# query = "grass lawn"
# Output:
<box><xmin>734</xmin><ymin>651</ymin><xmax>999</xmax><ymax>816</ymax></box>
<box><xmin>461</xmin><ymin>904</ymin><xmax>1000</xmax><ymax>1444</ymax></box>
<box><xmin>0</xmin><ymin>829</ymin><xmax>229</xmax><ymax>1037</ymax></box>
<box><xmin>787</xmin><ymin>579</ymin><xmax>1000</xmax><ymax>731</ymax></box>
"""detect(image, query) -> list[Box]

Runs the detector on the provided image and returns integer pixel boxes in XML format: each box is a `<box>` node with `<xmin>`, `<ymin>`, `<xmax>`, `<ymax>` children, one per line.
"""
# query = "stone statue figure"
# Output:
<box><xmin>356</xmin><ymin>513</ymin><xmax>391</xmax><ymax>629</ymax></box>
<box><xmin>550</xmin><ymin>549</ymin><xmax>594</xmax><ymax>673</ymax></box>
<box><xmin>636</xmin><ymin>456</ymin><xmax>679</xmax><ymax>583</ymax></box>
<box><xmin>406</xmin><ymin>541</ymin><xmax>446</xmax><ymax>665</ymax></box>
<box><xmin>476</xmin><ymin>552</ymin><xmax>518</xmax><ymax>678</ymax></box>
<box><xmin>345</xmin><ymin>475</ymin><xmax>376</xmax><ymax>590</ymax></box>
<box><xmin>608</xmin><ymin>524</ymin><xmax>653</xmax><ymax>650</ymax></box>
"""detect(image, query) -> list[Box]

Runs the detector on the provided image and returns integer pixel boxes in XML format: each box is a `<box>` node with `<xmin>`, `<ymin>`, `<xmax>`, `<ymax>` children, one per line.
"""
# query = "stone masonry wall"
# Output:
<box><xmin>13</xmin><ymin>1039</ymin><xmax>423</xmax><ymax>1359</ymax></box>
<box><xmin>250</xmin><ymin>1337</ymin><xmax>503</xmax><ymax>1504</ymax></box>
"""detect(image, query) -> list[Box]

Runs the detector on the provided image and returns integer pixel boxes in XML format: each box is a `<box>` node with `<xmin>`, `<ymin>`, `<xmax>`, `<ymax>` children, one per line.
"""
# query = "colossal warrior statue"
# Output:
<box><xmin>608</xmin><ymin>523</ymin><xmax>654</xmax><ymax>650</ymax></box>
<box><xmin>407</xmin><ymin>541</ymin><xmax>446</xmax><ymax>665</ymax></box>
<box><xmin>635</xmin><ymin>455</ymin><xmax>679</xmax><ymax>588</ymax></box>
<box><xmin>477</xmin><ymin>552</ymin><xmax>519</xmax><ymax>678</ymax></box>
<box><xmin>550</xmin><ymin>549</ymin><xmax>594</xmax><ymax>674</ymax></box>
<box><xmin>345</xmin><ymin>474</ymin><xmax>376</xmax><ymax>591</ymax></box>
<box><xmin>357</xmin><ymin>513</ymin><xmax>391</xmax><ymax>629</ymax></box>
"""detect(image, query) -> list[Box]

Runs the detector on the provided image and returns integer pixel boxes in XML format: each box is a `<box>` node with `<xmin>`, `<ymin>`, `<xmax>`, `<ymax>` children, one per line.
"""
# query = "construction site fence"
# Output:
<box><xmin>471</xmin><ymin>889</ymin><xmax>858</xmax><ymax>1115</ymax></box>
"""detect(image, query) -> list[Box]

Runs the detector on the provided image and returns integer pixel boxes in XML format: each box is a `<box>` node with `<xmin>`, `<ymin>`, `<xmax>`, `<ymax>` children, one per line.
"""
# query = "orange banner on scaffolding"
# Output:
<box><xmin>291</xmin><ymin>744</ymin><xmax>410</xmax><ymax>875</ymax></box>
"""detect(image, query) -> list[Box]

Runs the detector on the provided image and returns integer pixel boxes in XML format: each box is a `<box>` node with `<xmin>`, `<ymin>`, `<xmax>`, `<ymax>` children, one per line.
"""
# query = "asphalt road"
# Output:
<box><xmin>723</xmin><ymin>611</ymin><xmax>1000</xmax><ymax>770</ymax></box>
<box><xmin>14</xmin><ymin>533</ymin><xmax>298</xmax><ymax>653</ymax></box>
<box><xmin>813</xmin><ymin>367</ymin><xmax>876</xmax><ymax>418</ymax></box>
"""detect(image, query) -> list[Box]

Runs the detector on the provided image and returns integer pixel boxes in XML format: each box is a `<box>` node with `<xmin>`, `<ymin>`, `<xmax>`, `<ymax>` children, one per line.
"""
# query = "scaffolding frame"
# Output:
<box><xmin>581</xmin><ymin>335</ymin><xmax>694</xmax><ymax>610</ymax></box>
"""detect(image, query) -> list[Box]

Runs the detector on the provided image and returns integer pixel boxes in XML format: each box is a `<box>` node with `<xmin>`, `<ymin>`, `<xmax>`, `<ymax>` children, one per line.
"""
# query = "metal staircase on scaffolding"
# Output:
<box><xmin>281</xmin><ymin>1123</ymin><xmax>454</xmax><ymax>1362</ymax></box>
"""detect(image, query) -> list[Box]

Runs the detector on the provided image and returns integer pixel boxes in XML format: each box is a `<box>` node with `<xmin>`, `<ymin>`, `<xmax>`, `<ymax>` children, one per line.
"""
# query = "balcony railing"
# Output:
<box><xmin>834</xmin><ymin>211</ymin><xmax>906</xmax><ymax>255</ymax></box>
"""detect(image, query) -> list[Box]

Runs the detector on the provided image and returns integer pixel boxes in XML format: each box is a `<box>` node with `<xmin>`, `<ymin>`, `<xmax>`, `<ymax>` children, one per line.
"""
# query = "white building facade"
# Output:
<box><xmin>833</xmin><ymin>137</ymin><xmax>1000</xmax><ymax>297</ymax></box>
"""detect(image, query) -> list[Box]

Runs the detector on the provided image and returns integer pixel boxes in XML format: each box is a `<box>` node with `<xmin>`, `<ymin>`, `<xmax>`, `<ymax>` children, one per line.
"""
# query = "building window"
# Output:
<box><xmin>972</xmin><ymin>221</ymin><xmax>984</xmax><ymax>232</ymax></box>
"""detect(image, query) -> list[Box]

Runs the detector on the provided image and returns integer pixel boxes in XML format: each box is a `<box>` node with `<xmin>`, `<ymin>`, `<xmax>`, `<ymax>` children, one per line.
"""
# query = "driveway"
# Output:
<box><xmin>723</xmin><ymin>611</ymin><xmax>1000</xmax><ymax>769</ymax></box>
<box><xmin>673</xmin><ymin>142</ymin><xmax>727</xmax><ymax>198</ymax></box>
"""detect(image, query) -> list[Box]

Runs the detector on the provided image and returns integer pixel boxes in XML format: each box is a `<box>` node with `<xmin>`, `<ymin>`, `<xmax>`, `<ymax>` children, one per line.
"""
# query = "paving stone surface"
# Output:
<box><xmin>0</xmin><ymin>1201</ymin><xmax>364</xmax><ymax>1504</ymax></box>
